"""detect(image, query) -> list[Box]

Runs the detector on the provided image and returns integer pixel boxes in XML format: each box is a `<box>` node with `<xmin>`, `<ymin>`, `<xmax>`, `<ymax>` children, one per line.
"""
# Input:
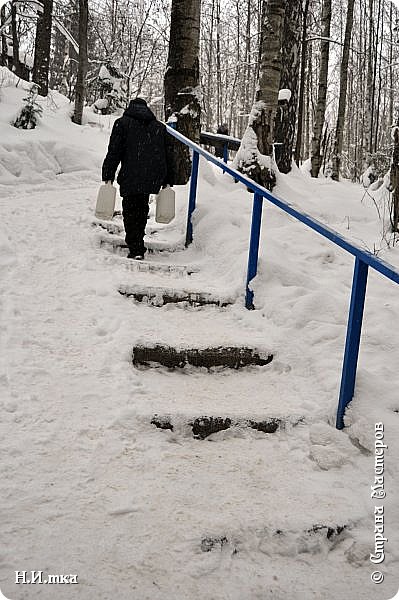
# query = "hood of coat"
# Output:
<box><xmin>124</xmin><ymin>99</ymin><xmax>156</xmax><ymax>123</ymax></box>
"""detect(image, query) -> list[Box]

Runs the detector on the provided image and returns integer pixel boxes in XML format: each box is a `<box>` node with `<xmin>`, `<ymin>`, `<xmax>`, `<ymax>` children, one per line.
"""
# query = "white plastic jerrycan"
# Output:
<box><xmin>155</xmin><ymin>185</ymin><xmax>175</xmax><ymax>224</ymax></box>
<box><xmin>95</xmin><ymin>182</ymin><xmax>116</xmax><ymax>220</ymax></box>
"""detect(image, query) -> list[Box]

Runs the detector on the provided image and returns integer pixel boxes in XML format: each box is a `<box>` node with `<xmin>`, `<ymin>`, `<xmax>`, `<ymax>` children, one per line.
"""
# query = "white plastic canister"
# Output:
<box><xmin>155</xmin><ymin>186</ymin><xmax>175</xmax><ymax>224</ymax></box>
<box><xmin>95</xmin><ymin>182</ymin><xmax>116</xmax><ymax>220</ymax></box>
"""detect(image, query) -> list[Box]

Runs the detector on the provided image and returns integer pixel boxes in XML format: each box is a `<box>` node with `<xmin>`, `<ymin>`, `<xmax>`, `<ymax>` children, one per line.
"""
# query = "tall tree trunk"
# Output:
<box><xmin>331</xmin><ymin>0</ymin><xmax>355</xmax><ymax>181</ymax></box>
<box><xmin>216</xmin><ymin>0</ymin><xmax>222</xmax><ymax>126</ymax></box>
<box><xmin>234</xmin><ymin>0</ymin><xmax>286</xmax><ymax>190</ymax></box>
<box><xmin>389</xmin><ymin>121</ymin><xmax>399</xmax><ymax>233</ymax></box>
<box><xmin>274</xmin><ymin>0</ymin><xmax>302</xmax><ymax>173</ymax></box>
<box><xmin>11</xmin><ymin>1</ymin><xmax>21</xmax><ymax>76</ymax></box>
<box><xmin>294</xmin><ymin>0</ymin><xmax>310</xmax><ymax>166</ymax></box>
<box><xmin>244</xmin><ymin>0</ymin><xmax>251</xmax><ymax>114</ymax></box>
<box><xmin>364</xmin><ymin>0</ymin><xmax>374</xmax><ymax>167</ymax></box>
<box><xmin>1</xmin><ymin>5</ymin><xmax>8</xmax><ymax>67</ymax></box>
<box><xmin>304</xmin><ymin>39</ymin><xmax>312</xmax><ymax>160</ymax></box>
<box><xmin>59</xmin><ymin>35</ymin><xmax>70</xmax><ymax>97</ymax></box>
<box><xmin>310</xmin><ymin>0</ymin><xmax>331</xmax><ymax>178</ymax></box>
<box><xmin>164</xmin><ymin>0</ymin><xmax>201</xmax><ymax>185</ymax></box>
<box><xmin>389</xmin><ymin>1</ymin><xmax>394</xmax><ymax>131</ymax></box>
<box><xmin>373</xmin><ymin>0</ymin><xmax>383</xmax><ymax>154</ymax></box>
<box><xmin>72</xmin><ymin>0</ymin><xmax>88</xmax><ymax>125</ymax></box>
<box><xmin>205</xmin><ymin>0</ymin><xmax>215</xmax><ymax>130</ymax></box>
<box><xmin>33</xmin><ymin>0</ymin><xmax>54</xmax><ymax>96</ymax></box>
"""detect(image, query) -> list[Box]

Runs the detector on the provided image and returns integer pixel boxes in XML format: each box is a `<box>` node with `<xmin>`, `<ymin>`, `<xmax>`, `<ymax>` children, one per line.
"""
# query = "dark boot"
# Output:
<box><xmin>127</xmin><ymin>251</ymin><xmax>144</xmax><ymax>260</ymax></box>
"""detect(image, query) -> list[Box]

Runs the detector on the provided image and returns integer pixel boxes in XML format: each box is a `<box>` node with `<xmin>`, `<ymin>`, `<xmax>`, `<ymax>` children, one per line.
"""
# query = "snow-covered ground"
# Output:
<box><xmin>0</xmin><ymin>68</ymin><xmax>398</xmax><ymax>599</ymax></box>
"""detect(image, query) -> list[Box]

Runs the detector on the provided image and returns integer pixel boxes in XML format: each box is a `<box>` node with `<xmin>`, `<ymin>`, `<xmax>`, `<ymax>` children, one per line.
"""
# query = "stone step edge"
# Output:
<box><xmin>132</xmin><ymin>344</ymin><xmax>273</xmax><ymax>370</ymax></box>
<box><xmin>150</xmin><ymin>414</ymin><xmax>304</xmax><ymax>438</ymax></box>
<box><xmin>119</xmin><ymin>284</ymin><xmax>233</xmax><ymax>307</ymax></box>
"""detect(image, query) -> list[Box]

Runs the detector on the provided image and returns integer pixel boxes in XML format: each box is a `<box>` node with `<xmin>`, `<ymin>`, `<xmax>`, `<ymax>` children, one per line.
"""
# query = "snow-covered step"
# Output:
<box><xmin>150</xmin><ymin>413</ymin><xmax>303</xmax><ymax>438</ymax></box>
<box><xmin>132</xmin><ymin>343</ymin><xmax>273</xmax><ymax>370</ymax></box>
<box><xmin>118</xmin><ymin>283</ymin><xmax>234</xmax><ymax>307</ymax></box>
<box><xmin>92</xmin><ymin>215</ymin><xmax>182</xmax><ymax>236</ymax></box>
<box><xmin>92</xmin><ymin>216</ymin><xmax>182</xmax><ymax>239</ymax></box>
<box><xmin>92</xmin><ymin>217</ymin><xmax>123</xmax><ymax>235</ymax></box>
<box><xmin>103</xmin><ymin>253</ymin><xmax>200</xmax><ymax>276</ymax></box>
<box><xmin>199</xmin><ymin>522</ymin><xmax>349</xmax><ymax>555</ymax></box>
<box><xmin>94</xmin><ymin>227</ymin><xmax>185</xmax><ymax>253</ymax></box>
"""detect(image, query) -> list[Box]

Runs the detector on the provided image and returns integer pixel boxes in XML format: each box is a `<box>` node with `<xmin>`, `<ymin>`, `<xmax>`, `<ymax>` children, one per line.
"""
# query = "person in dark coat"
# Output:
<box><xmin>102</xmin><ymin>97</ymin><xmax>174</xmax><ymax>259</ymax></box>
<box><xmin>215</xmin><ymin>123</ymin><xmax>229</xmax><ymax>158</ymax></box>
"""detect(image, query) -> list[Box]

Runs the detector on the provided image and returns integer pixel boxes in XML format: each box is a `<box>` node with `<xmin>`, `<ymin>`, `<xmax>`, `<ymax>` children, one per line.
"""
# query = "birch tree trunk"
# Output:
<box><xmin>244</xmin><ymin>0</ymin><xmax>251</xmax><ymax>113</ymax></box>
<box><xmin>304</xmin><ymin>39</ymin><xmax>312</xmax><ymax>160</ymax></box>
<box><xmin>234</xmin><ymin>0</ymin><xmax>286</xmax><ymax>190</ymax></box>
<box><xmin>331</xmin><ymin>0</ymin><xmax>355</xmax><ymax>181</ymax></box>
<box><xmin>310</xmin><ymin>0</ymin><xmax>331</xmax><ymax>178</ymax></box>
<box><xmin>216</xmin><ymin>0</ymin><xmax>222</xmax><ymax>126</ymax></box>
<box><xmin>389</xmin><ymin>2</ymin><xmax>394</xmax><ymax>131</ymax></box>
<box><xmin>33</xmin><ymin>0</ymin><xmax>54</xmax><ymax>96</ymax></box>
<box><xmin>274</xmin><ymin>0</ymin><xmax>302</xmax><ymax>173</ymax></box>
<box><xmin>59</xmin><ymin>19</ymin><xmax>71</xmax><ymax>98</ymax></box>
<box><xmin>294</xmin><ymin>0</ymin><xmax>310</xmax><ymax>166</ymax></box>
<box><xmin>205</xmin><ymin>0</ymin><xmax>215</xmax><ymax>130</ymax></box>
<box><xmin>364</xmin><ymin>0</ymin><xmax>374</xmax><ymax>167</ymax></box>
<box><xmin>164</xmin><ymin>0</ymin><xmax>201</xmax><ymax>185</ymax></box>
<box><xmin>389</xmin><ymin>123</ymin><xmax>399</xmax><ymax>233</ymax></box>
<box><xmin>72</xmin><ymin>0</ymin><xmax>88</xmax><ymax>125</ymax></box>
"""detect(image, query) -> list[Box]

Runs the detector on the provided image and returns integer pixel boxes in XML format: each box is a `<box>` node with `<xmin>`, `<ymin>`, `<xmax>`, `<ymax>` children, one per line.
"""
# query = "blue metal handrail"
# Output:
<box><xmin>165</xmin><ymin>124</ymin><xmax>399</xmax><ymax>429</ymax></box>
<box><xmin>200</xmin><ymin>131</ymin><xmax>241</xmax><ymax>165</ymax></box>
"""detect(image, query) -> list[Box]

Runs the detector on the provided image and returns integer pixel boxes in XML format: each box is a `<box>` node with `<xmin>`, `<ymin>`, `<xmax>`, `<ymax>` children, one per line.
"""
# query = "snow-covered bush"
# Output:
<box><xmin>13</xmin><ymin>84</ymin><xmax>43</xmax><ymax>130</ymax></box>
<box><xmin>361</xmin><ymin>165</ymin><xmax>377</xmax><ymax>188</ymax></box>
<box><xmin>90</xmin><ymin>63</ymin><xmax>127</xmax><ymax>114</ymax></box>
<box><xmin>361</xmin><ymin>151</ymin><xmax>391</xmax><ymax>187</ymax></box>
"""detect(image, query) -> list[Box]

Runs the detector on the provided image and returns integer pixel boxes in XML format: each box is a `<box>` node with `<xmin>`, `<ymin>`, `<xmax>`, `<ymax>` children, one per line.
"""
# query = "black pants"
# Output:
<box><xmin>122</xmin><ymin>194</ymin><xmax>150</xmax><ymax>255</ymax></box>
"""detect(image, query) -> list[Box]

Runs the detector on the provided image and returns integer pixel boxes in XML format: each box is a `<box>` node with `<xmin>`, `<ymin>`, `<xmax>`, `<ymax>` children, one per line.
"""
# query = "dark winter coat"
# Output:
<box><xmin>102</xmin><ymin>99</ymin><xmax>174</xmax><ymax>197</ymax></box>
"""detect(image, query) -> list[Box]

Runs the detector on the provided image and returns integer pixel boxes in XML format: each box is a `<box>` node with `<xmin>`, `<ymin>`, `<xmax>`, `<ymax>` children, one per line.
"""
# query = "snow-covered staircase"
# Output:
<box><xmin>90</xmin><ymin>216</ymin><xmax>373</xmax><ymax>598</ymax></box>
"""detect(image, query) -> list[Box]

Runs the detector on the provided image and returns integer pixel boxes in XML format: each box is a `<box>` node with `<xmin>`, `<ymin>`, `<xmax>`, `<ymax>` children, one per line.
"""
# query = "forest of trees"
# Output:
<box><xmin>1</xmin><ymin>0</ymin><xmax>399</xmax><ymax>224</ymax></box>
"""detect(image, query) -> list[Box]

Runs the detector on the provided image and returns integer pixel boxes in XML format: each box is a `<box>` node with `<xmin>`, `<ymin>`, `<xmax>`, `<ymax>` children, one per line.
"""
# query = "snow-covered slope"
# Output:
<box><xmin>0</xmin><ymin>69</ymin><xmax>398</xmax><ymax>599</ymax></box>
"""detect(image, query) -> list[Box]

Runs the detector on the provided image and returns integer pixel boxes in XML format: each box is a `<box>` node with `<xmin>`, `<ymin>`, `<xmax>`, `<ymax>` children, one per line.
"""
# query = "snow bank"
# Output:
<box><xmin>0</xmin><ymin>67</ymin><xmax>111</xmax><ymax>190</ymax></box>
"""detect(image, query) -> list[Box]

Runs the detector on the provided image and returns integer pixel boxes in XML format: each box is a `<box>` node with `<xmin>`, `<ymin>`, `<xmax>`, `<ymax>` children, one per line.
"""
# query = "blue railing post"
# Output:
<box><xmin>186</xmin><ymin>150</ymin><xmax>199</xmax><ymax>246</ymax></box>
<box><xmin>336</xmin><ymin>257</ymin><xmax>369</xmax><ymax>429</ymax></box>
<box><xmin>245</xmin><ymin>192</ymin><xmax>264</xmax><ymax>309</ymax></box>
<box><xmin>223</xmin><ymin>142</ymin><xmax>228</xmax><ymax>164</ymax></box>
<box><xmin>221</xmin><ymin>142</ymin><xmax>228</xmax><ymax>174</ymax></box>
